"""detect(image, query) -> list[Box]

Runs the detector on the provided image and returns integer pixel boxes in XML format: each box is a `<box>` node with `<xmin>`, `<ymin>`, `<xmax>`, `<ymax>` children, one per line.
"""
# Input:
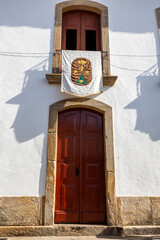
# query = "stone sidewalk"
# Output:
<box><xmin>2</xmin><ymin>237</ymin><xmax>121</xmax><ymax>240</ymax></box>
<box><xmin>1</xmin><ymin>236</ymin><xmax>156</xmax><ymax>240</ymax></box>
<box><xmin>2</xmin><ymin>237</ymin><xmax>120</xmax><ymax>239</ymax></box>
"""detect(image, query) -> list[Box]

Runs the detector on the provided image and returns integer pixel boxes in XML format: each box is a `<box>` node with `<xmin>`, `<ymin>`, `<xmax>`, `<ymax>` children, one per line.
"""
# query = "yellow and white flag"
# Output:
<box><xmin>61</xmin><ymin>50</ymin><xmax>103</xmax><ymax>97</ymax></box>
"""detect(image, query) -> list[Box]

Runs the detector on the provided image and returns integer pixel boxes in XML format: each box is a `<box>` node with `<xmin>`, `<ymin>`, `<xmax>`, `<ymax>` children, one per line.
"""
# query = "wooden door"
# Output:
<box><xmin>62</xmin><ymin>11</ymin><xmax>81</xmax><ymax>50</ymax></box>
<box><xmin>62</xmin><ymin>11</ymin><xmax>101</xmax><ymax>51</ymax></box>
<box><xmin>80</xmin><ymin>11</ymin><xmax>101</xmax><ymax>51</ymax></box>
<box><xmin>55</xmin><ymin>109</ymin><xmax>106</xmax><ymax>224</ymax></box>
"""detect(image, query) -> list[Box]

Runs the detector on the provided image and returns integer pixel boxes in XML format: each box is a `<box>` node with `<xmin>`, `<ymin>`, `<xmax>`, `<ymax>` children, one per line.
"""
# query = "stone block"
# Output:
<box><xmin>0</xmin><ymin>197</ymin><xmax>44</xmax><ymax>226</ymax></box>
<box><xmin>151</xmin><ymin>197</ymin><xmax>160</xmax><ymax>225</ymax></box>
<box><xmin>44</xmin><ymin>160</ymin><xmax>56</xmax><ymax>226</ymax></box>
<box><xmin>107</xmin><ymin>172</ymin><xmax>117</xmax><ymax>225</ymax></box>
<box><xmin>117</xmin><ymin>197</ymin><xmax>152</xmax><ymax>226</ymax></box>
<box><xmin>47</xmin><ymin>132</ymin><xmax>57</xmax><ymax>161</ymax></box>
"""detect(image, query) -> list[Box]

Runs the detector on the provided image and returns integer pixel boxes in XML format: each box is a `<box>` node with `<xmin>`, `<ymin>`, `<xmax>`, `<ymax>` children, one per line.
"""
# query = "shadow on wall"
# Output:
<box><xmin>7</xmin><ymin>59</ymin><xmax>50</xmax><ymax>142</ymax></box>
<box><xmin>109</xmin><ymin>0</ymin><xmax>160</xmax><ymax>142</ymax></box>
<box><xmin>3</xmin><ymin>0</ymin><xmax>160</xmax><ymax>196</ymax></box>
<box><xmin>6</xmin><ymin>59</ymin><xmax>61</xmax><ymax>195</ymax></box>
<box><xmin>0</xmin><ymin>0</ymin><xmax>54</xmax><ymax>28</ymax></box>
<box><xmin>0</xmin><ymin>0</ymin><xmax>57</xmax><ymax>195</ymax></box>
<box><xmin>125</xmin><ymin>64</ymin><xmax>160</xmax><ymax>141</ymax></box>
<box><xmin>0</xmin><ymin>0</ymin><xmax>158</xmax><ymax>33</ymax></box>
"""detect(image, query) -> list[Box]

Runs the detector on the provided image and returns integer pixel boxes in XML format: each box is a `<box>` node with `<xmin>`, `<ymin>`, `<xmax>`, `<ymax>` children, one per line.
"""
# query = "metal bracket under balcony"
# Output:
<box><xmin>46</xmin><ymin>50</ymin><xmax>117</xmax><ymax>87</ymax></box>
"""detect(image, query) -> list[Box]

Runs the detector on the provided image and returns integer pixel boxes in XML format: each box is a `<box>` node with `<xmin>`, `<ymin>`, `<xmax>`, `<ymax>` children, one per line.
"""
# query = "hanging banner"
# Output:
<box><xmin>61</xmin><ymin>50</ymin><xmax>103</xmax><ymax>97</ymax></box>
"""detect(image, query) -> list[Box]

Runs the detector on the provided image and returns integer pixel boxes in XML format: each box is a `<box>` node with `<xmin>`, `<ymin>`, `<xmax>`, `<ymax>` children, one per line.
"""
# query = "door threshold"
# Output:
<box><xmin>53</xmin><ymin>224</ymin><xmax>122</xmax><ymax>236</ymax></box>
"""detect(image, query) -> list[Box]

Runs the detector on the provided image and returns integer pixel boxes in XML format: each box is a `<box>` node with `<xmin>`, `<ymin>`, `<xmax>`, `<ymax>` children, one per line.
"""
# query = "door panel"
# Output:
<box><xmin>62</xmin><ymin>11</ymin><xmax>81</xmax><ymax>50</ymax></box>
<box><xmin>81</xmin><ymin>110</ymin><xmax>106</xmax><ymax>223</ymax></box>
<box><xmin>62</xmin><ymin>11</ymin><xmax>101</xmax><ymax>50</ymax></box>
<box><xmin>81</xmin><ymin>11</ymin><xmax>101</xmax><ymax>50</ymax></box>
<box><xmin>61</xmin><ymin>183</ymin><xmax>77</xmax><ymax>210</ymax></box>
<box><xmin>55</xmin><ymin>109</ymin><xmax>106</xmax><ymax>223</ymax></box>
<box><xmin>55</xmin><ymin>110</ymin><xmax>80</xmax><ymax>223</ymax></box>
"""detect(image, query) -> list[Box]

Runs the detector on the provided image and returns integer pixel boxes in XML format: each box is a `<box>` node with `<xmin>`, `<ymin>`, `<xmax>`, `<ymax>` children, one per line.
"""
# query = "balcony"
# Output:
<box><xmin>46</xmin><ymin>50</ymin><xmax>117</xmax><ymax>86</ymax></box>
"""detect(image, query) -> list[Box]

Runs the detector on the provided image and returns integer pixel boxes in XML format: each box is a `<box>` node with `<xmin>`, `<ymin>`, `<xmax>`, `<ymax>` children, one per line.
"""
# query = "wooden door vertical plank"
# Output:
<box><xmin>55</xmin><ymin>110</ymin><xmax>80</xmax><ymax>223</ymax></box>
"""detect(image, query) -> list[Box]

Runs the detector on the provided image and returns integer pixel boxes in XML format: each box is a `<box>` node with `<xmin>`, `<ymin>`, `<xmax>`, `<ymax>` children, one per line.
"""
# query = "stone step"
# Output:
<box><xmin>0</xmin><ymin>225</ymin><xmax>122</xmax><ymax>237</ymax></box>
<box><xmin>1</xmin><ymin>225</ymin><xmax>160</xmax><ymax>238</ymax></box>
<box><xmin>123</xmin><ymin>226</ymin><xmax>160</xmax><ymax>236</ymax></box>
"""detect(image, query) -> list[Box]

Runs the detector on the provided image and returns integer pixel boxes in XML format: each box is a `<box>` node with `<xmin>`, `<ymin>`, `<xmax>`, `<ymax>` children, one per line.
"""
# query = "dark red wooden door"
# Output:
<box><xmin>55</xmin><ymin>109</ymin><xmax>106</xmax><ymax>224</ymax></box>
<box><xmin>62</xmin><ymin>11</ymin><xmax>101</xmax><ymax>51</ymax></box>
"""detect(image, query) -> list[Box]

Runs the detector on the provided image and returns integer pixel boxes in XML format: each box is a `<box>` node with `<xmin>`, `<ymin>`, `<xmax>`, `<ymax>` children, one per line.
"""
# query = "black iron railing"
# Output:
<box><xmin>52</xmin><ymin>50</ymin><xmax>110</xmax><ymax>75</ymax></box>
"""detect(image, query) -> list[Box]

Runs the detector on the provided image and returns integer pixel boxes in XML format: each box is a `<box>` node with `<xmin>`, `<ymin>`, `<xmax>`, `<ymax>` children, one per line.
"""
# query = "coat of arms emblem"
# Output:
<box><xmin>71</xmin><ymin>58</ymin><xmax>92</xmax><ymax>86</ymax></box>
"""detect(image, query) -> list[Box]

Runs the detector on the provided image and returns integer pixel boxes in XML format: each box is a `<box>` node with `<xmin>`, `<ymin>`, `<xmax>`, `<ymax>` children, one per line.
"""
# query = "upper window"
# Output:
<box><xmin>50</xmin><ymin>1</ymin><xmax>111</xmax><ymax>75</ymax></box>
<box><xmin>62</xmin><ymin>10</ymin><xmax>101</xmax><ymax>51</ymax></box>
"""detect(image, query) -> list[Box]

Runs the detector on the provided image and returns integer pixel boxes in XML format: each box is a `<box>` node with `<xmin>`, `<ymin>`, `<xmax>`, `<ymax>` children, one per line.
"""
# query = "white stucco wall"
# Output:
<box><xmin>0</xmin><ymin>0</ymin><xmax>160</xmax><ymax>196</ymax></box>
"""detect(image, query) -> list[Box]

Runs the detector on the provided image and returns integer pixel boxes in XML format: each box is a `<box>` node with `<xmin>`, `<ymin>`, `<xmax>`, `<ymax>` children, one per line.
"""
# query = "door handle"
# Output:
<box><xmin>76</xmin><ymin>168</ymin><xmax>79</xmax><ymax>176</ymax></box>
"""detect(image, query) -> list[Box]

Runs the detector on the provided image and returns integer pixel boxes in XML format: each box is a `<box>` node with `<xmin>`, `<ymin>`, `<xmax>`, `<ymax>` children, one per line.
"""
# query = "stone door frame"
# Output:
<box><xmin>44</xmin><ymin>98</ymin><xmax>117</xmax><ymax>225</ymax></box>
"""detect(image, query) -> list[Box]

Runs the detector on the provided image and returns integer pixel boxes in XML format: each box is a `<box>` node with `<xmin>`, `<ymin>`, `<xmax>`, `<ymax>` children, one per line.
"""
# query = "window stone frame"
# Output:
<box><xmin>156</xmin><ymin>8</ymin><xmax>160</xmax><ymax>40</ymax></box>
